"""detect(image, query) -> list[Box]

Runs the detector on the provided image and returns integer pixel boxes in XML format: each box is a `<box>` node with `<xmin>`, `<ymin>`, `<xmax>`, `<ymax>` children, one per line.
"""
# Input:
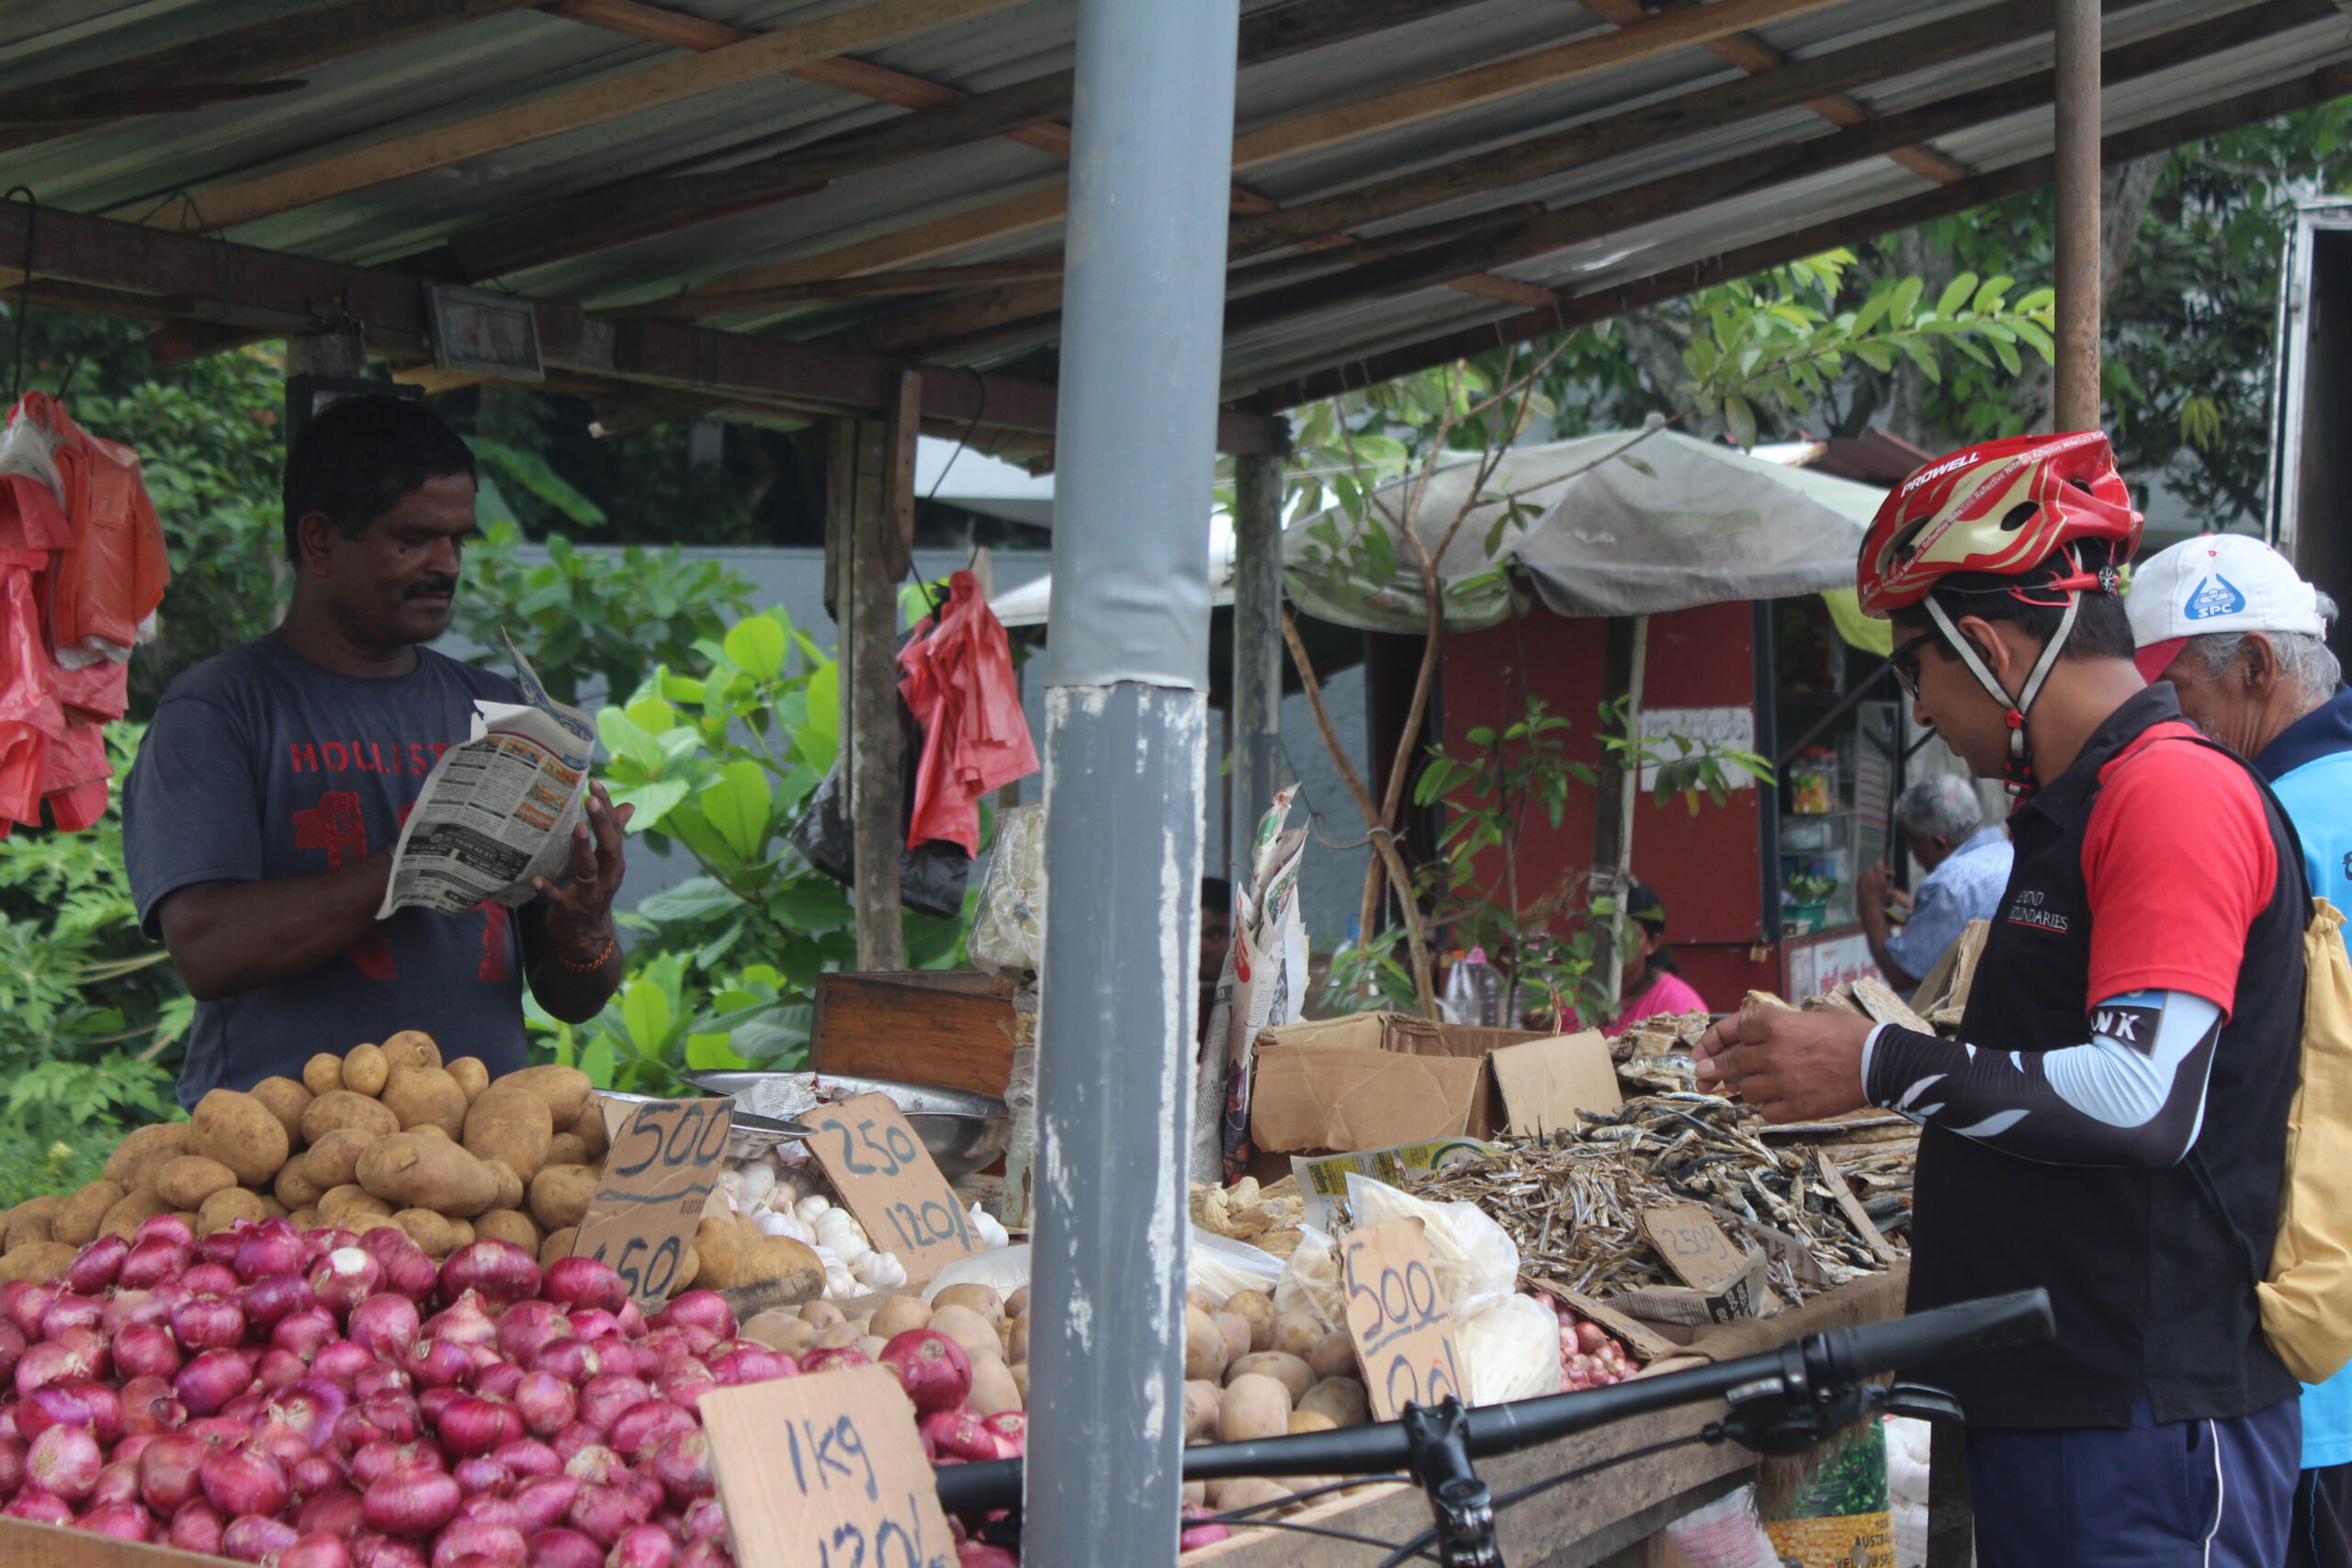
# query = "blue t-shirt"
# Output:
<box><xmin>2256</xmin><ymin>687</ymin><xmax>2352</xmax><ymax>1469</ymax></box>
<box><xmin>1884</xmin><ymin>823</ymin><xmax>2013</xmax><ymax>995</ymax></box>
<box><xmin>123</xmin><ymin>636</ymin><xmax>539</xmax><ymax>1107</ymax></box>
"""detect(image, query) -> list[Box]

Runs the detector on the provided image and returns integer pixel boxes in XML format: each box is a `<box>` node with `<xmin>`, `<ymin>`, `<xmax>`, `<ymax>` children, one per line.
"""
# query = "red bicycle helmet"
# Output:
<box><xmin>1857</xmin><ymin>431</ymin><xmax>2143</xmax><ymax>615</ymax></box>
<box><xmin>1859</xmin><ymin>433</ymin><xmax>2144</xmax><ymax>796</ymax></box>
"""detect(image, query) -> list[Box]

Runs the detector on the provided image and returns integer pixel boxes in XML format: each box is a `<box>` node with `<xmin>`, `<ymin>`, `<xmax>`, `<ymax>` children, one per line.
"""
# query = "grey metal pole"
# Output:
<box><xmin>2052</xmin><ymin>0</ymin><xmax>2101</xmax><ymax>431</ymax></box>
<box><xmin>1025</xmin><ymin>0</ymin><xmax>1240</xmax><ymax>1556</ymax></box>
<box><xmin>1230</xmin><ymin>450</ymin><xmax>1286</xmax><ymax>874</ymax></box>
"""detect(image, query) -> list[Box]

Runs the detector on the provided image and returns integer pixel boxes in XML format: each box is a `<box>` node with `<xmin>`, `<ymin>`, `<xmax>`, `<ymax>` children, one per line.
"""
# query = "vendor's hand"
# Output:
<box><xmin>1692</xmin><ymin>1005</ymin><xmax>1872</xmax><ymax>1123</ymax></box>
<box><xmin>1857</xmin><ymin>862</ymin><xmax>1891</xmax><ymax>910</ymax></box>
<box><xmin>1888</xmin><ymin>886</ymin><xmax>1914</xmax><ymax>915</ymax></box>
<box><xmin>537</xmin><ymin>782</ymin><xmax>633</xmax><ymax>960</ymax></box>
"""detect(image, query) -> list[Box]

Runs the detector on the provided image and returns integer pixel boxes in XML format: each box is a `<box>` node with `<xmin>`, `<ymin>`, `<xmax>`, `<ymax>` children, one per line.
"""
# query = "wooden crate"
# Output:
<box><xmin>812</xmin><ymin>969</ymin><xmax>1017</xmax><ymax>1099</ymax></box>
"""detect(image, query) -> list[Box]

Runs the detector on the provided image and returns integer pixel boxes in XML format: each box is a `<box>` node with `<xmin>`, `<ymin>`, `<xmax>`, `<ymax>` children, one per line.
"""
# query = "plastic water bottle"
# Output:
<box><xmin>1445</xmin><ymin>945</ymin><xmax>1504</xmax><ymax>1028</ymax></box>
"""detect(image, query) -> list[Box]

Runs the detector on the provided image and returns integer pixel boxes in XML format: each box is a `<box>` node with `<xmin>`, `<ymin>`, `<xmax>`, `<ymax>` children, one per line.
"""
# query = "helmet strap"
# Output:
<box><xmin>1923</xmin><ymin>592</ymin><xmax>2082</xmax><ymax>797</ymax></box>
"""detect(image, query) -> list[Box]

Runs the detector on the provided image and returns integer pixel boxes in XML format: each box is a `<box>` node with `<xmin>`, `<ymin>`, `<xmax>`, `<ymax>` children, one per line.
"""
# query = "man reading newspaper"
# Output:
<box><xmin>124</xmin><ymin>398</ymin><xmax>629</xmax><ymax>1105</ymax></box>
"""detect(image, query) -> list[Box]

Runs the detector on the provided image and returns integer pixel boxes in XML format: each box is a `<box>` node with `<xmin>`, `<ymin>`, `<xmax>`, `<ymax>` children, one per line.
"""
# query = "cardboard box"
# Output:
<box><xmin>1487</xmin><ymin>1030</ymin><xmax>1622</xmax><ymax>1136</ymax></box>
<box><xmin>1247</xmin><ymin>1012</ymin><xmax>1561</xmax><ymax>1152</ymax></box>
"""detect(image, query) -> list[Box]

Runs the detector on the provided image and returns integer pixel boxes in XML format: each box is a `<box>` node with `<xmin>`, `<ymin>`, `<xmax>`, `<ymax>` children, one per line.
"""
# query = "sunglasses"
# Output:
<box><xmin>1890</xmin><ymin>630</ymin><xmax>1938</xmax><ymax>700</ymax></box>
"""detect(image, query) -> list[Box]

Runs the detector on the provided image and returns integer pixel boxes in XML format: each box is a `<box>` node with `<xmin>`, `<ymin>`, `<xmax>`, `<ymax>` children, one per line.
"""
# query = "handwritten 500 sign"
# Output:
<box><xmin>702</xmin><ymin>1363</ymin><xmax>955</xmax><ymax>1568</ymax></box>
<box><xmin>1340</xmin><ymin>1217</ymin><xmax>1466</xmax><ymax>1421</ymax></box>
<box><xmin>805</xmin><ymin>1092</ymin><xmax>980</xmax><ymax>1285</ymax></box>
<box><xmin>570</xmin><ymin>1095</ymin><xmax>732</xmax><ymax>1312</ymax></box>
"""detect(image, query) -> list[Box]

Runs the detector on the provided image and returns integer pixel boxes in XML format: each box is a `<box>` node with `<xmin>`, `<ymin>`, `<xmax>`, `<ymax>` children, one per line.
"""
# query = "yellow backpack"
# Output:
<box><xmin>2256</xmin><ymin>897</ymin><xmax>2352</xmax><ymax>1383</ymax></box>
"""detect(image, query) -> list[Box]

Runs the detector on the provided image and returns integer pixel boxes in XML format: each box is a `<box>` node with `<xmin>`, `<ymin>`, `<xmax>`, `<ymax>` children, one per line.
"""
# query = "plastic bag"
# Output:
<box><xmin>1666</xmin><ymin>1486</ymin><xmax>1782</xmax><ymax>1568</ymax></box>
<box><xmin>1344</xmin><ymin>1173</ymin><xmax>1521</xmax><ymax>1318</ymax></box>
<box><xmin>897</xmin><ymin>570</ymin><xmax>1038</xmax><ymax>856</ymax></box>
<box><xmin>1454</xmin><ymin>1293</ymin><xmax>1565</xmax><ymax>1405</ymax></box>
<box><xmin>1189</xmin><ymin>1233</ymin><xmax>1283</xmax><ymax>1305</ymax></box>
<box><xmin>1272</xmin><ymin>1225</ymin><xmax>1345</xmax><ymax>1329</ymax></box>
<box><xmin>967</xmin><ymin>801</ymin><xmax>1046</xmax><ymax>977</ymax></box>
<box><xmin>784</xmin><ymin>752</ymin><xmax>970</xmax><ymax>919</ymax></box>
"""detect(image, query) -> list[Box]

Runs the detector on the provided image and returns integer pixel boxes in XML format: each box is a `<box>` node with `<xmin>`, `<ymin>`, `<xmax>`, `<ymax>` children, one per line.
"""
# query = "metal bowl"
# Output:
<box><xmin>684</xmin><ymin>1070</ymin><xmax>1011</xmax><ymax>1180</ymax></box>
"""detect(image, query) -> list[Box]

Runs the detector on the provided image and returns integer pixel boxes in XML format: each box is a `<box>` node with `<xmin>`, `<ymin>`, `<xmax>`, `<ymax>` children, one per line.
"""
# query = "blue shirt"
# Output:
<box><xmin>123</xmin><ymin>637</ymin><xmax>541</xmax><ymax>1108</ymax></box>
<box><xmin>2256</xmin><ymin>686</ymin><xmax>2352</xmax><ymax>1469</ymax></box>
<box><xmin>1884</xmin><ymin>823</ymin><xmax>2013</xmax><ymax>993</ymax></box>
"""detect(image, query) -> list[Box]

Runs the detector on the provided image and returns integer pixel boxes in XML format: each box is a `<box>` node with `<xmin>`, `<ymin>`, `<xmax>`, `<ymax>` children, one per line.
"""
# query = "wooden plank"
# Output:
<box><xmin>1225</xmin><ymin>0</ymin><xmax>1848</xmax><ymax>171</ymax></box>
<box><xmin>163</xmin><ymin>0</ymin><xmax>1033</xmax><ymax>231</ymax></box>
<box><xmin>454</xmin><ymin>0</ymin><xmax>1480</xmax><ymax>277</ymax></box>
<box><xmin>1219</xmin><ymin>0</ymin><xmax>2322</xmax><ymax>341</ymax></box>
<box><xmin>1236</xmin><ymin>58</ymin><xmax>2352</xmax><ymax>412</ymax></box>
<box><xmin>1226</xmin><ymin>0</ymin><xmax>2058</xmax><ymax>258</ymax></box>
<box><xmin>620</xmin><ymin>257</ymin><xmax>1067</xmax><ymax>316</ymax></box>
<box><xmin>811</xmin><ymin>971</ymin><xmax>1016</xmax><ymax>1098</ymax></box>
<box><xmin>648</xmin><ymin>0</ymin><xmax>1850</xmax><ymax>312</ymax></box>
<box><xmin>0</xmin><ymin>0</ymin><xmax>539</xmax><ymax>152</ymax></box>
<box><xmin>833</xmin><ymin>0</ymin><xmax>2052</xmax><ymax>355</ymax></box>
<box><xmin>842</xmin><ymin>408</ymin><xmax>906</xmax><ymax>972</ymax></box>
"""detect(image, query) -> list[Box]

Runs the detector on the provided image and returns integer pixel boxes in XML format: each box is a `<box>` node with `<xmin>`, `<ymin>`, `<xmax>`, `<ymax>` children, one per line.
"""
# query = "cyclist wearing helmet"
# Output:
<box><xmin>1694</xmin><ymin>433</ymin><xmax>2308</xmax><ymax>1566</ymax></box>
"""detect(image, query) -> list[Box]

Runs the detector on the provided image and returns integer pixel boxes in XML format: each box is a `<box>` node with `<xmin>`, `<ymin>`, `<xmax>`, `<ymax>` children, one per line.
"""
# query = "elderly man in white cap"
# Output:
<box><xmin>2131</xmin><ymin>532</ymin><xmax>2352</xmax><ymax>1568</ymax></box>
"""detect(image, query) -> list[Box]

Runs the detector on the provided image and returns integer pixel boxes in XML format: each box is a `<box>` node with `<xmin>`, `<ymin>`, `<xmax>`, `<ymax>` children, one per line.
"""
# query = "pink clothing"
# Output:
<box><xmin>1604</xmin><ymin>969</ymin><xmax>1708</xmax><ymax>1036</ymax></box>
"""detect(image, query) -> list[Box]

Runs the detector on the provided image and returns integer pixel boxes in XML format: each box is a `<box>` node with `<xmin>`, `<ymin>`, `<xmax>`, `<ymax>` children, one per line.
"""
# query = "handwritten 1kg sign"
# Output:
<box><xmin>571</xmin><ymin>1095</ymin><xmax>732</xmax><ymax>1313</ymax></box>
<box><xmin>805</xmin><ymin>1091</ymin><xmax>981</xmax><ymax>1285</ymax></box>
<box><xmin>1341</xmin><ymin>1217</ymin><xmax>1467</xmax><ymax>1421</ymax></box>
<box><xmin>702</xmin><ymin>1362</ymin><xmax>956</xmax><ymax>1568</ymax></box>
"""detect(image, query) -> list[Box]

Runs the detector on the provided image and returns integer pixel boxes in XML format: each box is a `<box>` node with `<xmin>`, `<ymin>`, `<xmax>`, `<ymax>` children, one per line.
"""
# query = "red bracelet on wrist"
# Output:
<box><xmin>556</xmin><ymin>934</ymin><xmax>617</xmax><ymax>973</ymax></box>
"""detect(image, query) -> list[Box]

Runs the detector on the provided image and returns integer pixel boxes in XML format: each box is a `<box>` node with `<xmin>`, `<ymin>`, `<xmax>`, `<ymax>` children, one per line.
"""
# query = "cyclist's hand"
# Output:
<box><xmin>1693</xmin><ymin>1005</ymin><xmax>1871</xmax><ymax>1122</ymax></box>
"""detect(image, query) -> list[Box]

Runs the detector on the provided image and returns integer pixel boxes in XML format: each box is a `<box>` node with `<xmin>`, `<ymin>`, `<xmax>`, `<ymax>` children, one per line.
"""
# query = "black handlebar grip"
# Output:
<box><xmin>1813</xmin><ymin>1288</ymin><xmax>2052</xmax><ymax>1384</ymax></box>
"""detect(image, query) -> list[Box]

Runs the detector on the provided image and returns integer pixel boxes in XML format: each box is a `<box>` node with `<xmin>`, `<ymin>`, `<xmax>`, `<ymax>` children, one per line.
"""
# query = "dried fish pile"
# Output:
<box><xmin>1416</xmin><ymin>1093</ymin><xmax>1914</xmax><ymax>1306</ymax></box>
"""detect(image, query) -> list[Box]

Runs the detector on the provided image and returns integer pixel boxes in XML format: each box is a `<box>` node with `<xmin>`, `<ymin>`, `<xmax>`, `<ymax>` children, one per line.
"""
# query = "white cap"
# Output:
<box><xmin>2124</xmin><ymin>533</ymin><xmax>2324</xmax><ymax>682</ymax></box>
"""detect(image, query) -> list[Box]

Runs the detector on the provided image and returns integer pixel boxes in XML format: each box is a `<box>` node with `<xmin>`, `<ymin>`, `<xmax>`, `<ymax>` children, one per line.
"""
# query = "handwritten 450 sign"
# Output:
<box><xmin>571</xmin><ymin>1095</ymin><xmax>733</xmax><ymax>1313</ymax></box>
<box><xmin>1340</xmin><ymin>1217</ymin><xmax>1467</xmax><ymax>1421</ymax></box>
<box><xmin>804</xmin><ymin>1092</ymin><xmax>980</xmax><ymax>1285</ymax></box>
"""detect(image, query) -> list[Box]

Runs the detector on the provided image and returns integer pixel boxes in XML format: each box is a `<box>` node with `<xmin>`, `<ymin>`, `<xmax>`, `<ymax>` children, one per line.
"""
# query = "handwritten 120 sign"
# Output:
<box><xmin>702</xmin><ymin>1363</ymin><xmax>956</xmax><ymax>1568</ymax></box>
<box><xmin>803</xmin><ymin>1091</ymin><xmax>982</xmax><ymax>1285</ymax></box>
<box><xmin>570</xmin><ymin>1095</ymin><xmax>733</xmax><ymax>1312</ymax></box>
<box><xmin>1340</xmin><ymin>1216</ymin><xmax>1467</xmax><ymax>1421</ymax></box>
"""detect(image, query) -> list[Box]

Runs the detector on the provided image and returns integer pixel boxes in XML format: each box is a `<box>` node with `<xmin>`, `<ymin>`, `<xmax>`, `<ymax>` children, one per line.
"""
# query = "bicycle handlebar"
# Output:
<box><xmin>933</xmin><ymin>1288</ymin><xmax>2050</xmax><ymax>1516</ymax></box>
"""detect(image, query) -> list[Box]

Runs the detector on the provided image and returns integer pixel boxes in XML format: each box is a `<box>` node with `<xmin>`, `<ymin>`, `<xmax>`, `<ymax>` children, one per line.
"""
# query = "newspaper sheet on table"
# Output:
<box><xmin>1205</xmin><ymin>787</ymin><xmax>1309</xmax><ymax>1182</ymax></box>
<box><xmin>376</xmin><ymin>637</ymin><xmax>595</xmax><ymax>918</ymax></box>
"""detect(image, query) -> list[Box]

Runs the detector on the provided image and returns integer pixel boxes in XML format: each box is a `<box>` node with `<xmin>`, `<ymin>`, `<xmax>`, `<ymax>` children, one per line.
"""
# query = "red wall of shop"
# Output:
<box><xmin>1442</xmin><ymin>601</ymin><xmax>1778</xmax><ymax>1012</ymax></box>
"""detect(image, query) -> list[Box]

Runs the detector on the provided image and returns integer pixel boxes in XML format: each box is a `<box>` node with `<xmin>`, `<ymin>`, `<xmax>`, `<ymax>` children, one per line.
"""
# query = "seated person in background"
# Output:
<box><xmin>1602</xmin><ymin>881</ymin><xmax>1706</xmax><ymax>1034</ymax></box>
<box><xmin>1858</xmin><ymin>773</ymin><xmax>2012</xmax><ymax>997</ymax></box>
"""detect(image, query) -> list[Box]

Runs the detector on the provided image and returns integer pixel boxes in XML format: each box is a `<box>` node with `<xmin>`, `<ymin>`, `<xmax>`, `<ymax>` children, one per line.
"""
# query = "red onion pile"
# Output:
<box><xmin>0</xmin><ymin>1218</ymin><xmax>774</xmax><ymax>1568</ymax></box>
<box><xmin>1546</xmin><ymin>1301</ymin><xmax>1634</xmax><ymax>1392</ymax></box>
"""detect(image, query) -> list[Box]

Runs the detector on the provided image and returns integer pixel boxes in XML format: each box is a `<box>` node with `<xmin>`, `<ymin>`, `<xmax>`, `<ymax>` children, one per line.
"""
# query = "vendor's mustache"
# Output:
<box><xmin>405</xmin><ymin>576</ymin><xmax>458</xmax><ymax>599</ymax></box>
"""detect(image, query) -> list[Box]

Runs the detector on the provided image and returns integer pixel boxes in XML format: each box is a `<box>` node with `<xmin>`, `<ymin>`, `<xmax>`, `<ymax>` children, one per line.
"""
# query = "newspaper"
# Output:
<box><xmin>1197</xmin><ymin>785</ymin><xmax>1309</xmax><ymax>1184</ymax></box>
<box><xmin>376</xmin><ymin>637</ymin><xmax>597</xmax><ymax>919</ymax></box>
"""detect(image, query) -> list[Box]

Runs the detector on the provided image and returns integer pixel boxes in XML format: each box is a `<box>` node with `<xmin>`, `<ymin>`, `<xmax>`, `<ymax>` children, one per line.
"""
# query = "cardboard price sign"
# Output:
<box><xmin>1340</xmin><ymin>1217</ymin><xmax>1467</xmax><ymax>1420</ymax></box>
<box><xmin>805</xmin><ymin>1091</ymin><xmax>981</xmax><ymax>1285</ymax></box>
<box><xmin>702</xmin><ymin>1362</ymin><xmax>956</xmax><ymax>1568</ymax></box>
<box><xmin>1642</xmin><ymin>1203</ymin><xmax>1768</xmax><ymax>1321</ymax></box>
<box><xmin>571</xmin><ymin>1095</ymin><xmax>732</xmax><ymax>1312</ymax></box>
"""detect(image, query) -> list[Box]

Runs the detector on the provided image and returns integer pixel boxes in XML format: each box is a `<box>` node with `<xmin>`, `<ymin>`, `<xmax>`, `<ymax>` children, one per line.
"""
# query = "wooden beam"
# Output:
<box><xmin>0</xmin><ymin>0</ymin><xmax>541</xmax><ymax>153</ymax></box>
<box><xmin>154</xmin><ymin>0</ymin><xmax>1033</xmax><ymax>231</ymax></box>
<box><xmin>1236</xmin><ymin>59</ymin><xmax>2352</xmax><ymax>412</ymax></box>
<box><xmin>455</xmin><ymin>0</ymin><xmax>1489</xmax><ymax>278</ymax></box>
<box><xmin>645</xmin><ymin>0</ymin><xmax>1853</xmax><ymax>314</ymax></box>
<box><xmin>0</xmin><ymin>79</ymin><xmax>304</xmax><ymax>129</ymax></box>
<box><xmin>628</xmin><ymin>257</ymin><xmax>1069</xmax><ymax>315</ymax></box>
<box><xmin>0</xmin><ymin>197</ymin><xmax>1287</xmax><ymax>453</ymax></box>
<box><xmin>831</xmin><ymin>0</ymin><xmax>2062</xmax><ymax>355</ymax></box>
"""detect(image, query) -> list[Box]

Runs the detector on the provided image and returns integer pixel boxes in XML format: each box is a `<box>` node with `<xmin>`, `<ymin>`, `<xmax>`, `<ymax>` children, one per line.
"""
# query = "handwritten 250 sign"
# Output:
<box><xmin>804</xmin><ymin>1092</ymin><xmax>981</xmax><ymax>1284</ymax></box>
<box><xmin>571</xmin><ymin>1096</ymin><xmax>733</xmax><ymax>1311</ymax></box>
<box><xmin>1340</xmin><ymin>1217</ymin><xmax>1467</xmax><ymax>1421</ymax></box>
<box><xmin>702</xmin><ymin>1363</ymin><xmax>956</xmax><ymax>1568</ymax></box>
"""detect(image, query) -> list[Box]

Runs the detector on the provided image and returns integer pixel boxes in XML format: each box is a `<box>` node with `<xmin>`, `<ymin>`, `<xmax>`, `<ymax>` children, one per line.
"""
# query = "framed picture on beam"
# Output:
<box><xmin>424</xmin><ymin>283</ymin><xmax>544</xmax><ymax>382</ymax></box>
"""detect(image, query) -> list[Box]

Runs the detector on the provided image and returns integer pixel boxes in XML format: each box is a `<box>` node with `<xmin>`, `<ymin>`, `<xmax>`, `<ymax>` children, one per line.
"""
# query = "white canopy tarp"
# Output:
<box><xmin>1283</xmin><ymin>428</ymin><xmax>1885</xmax><ymax>633</ymax></box>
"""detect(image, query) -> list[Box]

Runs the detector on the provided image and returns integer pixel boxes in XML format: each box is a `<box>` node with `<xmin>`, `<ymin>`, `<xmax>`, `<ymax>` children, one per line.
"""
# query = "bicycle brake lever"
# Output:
<box><xmin>1881</xmin><ymin>1382</ymin><xmax>1965</xmax><ymax>1425</ymax></box>
<box><xmin>1710</xmin><ymin>1342</ymin><xmax>1886</xmax><ymax>1457</ymax></box>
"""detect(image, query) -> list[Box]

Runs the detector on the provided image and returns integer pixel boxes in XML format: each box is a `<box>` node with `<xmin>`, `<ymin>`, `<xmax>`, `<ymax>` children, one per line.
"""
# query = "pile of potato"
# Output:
<box><xmin>0</xmin><ymin>1032</ymin><xmax>820</xmax><ymax>1300</ymax></box>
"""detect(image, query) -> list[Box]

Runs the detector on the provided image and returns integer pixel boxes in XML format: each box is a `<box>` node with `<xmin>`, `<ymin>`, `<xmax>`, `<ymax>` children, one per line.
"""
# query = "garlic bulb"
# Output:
<box><xmin>717</xmin><ymin>1170</ymin><xmax>747</xmax><ymax>1208</ymax></box>
<box><xmin>854</xmin><ymin>1251</ymin><xmax>908</xmax><ymax>1292</ymax></box>
<box><xmin>738</xmin><ymin>1162</ymin><xmax>775</xmax><ymax>1204</ymax></box>
<box><xmin>814</xmin><ymin>1207</ymin><xmax>870</xmax><ymax>1262</ymax></box>
<box><xmin>967</xmin><ymin>1206</ymin><xmax>1009</xmax><ymax>1250</ymax></box>
<box><xmin>794</xmin><ymin>1193</ymin><xmax>833</xmax><ymax>1224</ymax></box>
<box><xmin>752</xmin><ymin>1209</ymin><xmax>816</xmax><ymax>1245</ymax></box>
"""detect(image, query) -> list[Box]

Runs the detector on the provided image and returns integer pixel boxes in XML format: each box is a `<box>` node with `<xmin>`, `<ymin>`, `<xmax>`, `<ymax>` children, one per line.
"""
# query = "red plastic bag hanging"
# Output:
<box><xmin>896</xmin><ymin>569</ymin><xmax>1039</xmax><ymax>856</ymax></box>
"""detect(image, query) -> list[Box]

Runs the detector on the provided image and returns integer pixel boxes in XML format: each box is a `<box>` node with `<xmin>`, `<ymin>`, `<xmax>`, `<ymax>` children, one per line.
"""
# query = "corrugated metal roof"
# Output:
<box><xmin>6</xmin><ymin>0</ymin><xmax>2347</xmax><ymax>417</ymax></box>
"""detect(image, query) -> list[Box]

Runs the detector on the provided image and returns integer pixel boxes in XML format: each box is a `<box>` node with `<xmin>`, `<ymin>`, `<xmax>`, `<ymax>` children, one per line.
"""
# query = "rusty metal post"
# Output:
<box><xmin>2052</xmin><ymin>0</ymin><xmax>2102</xmax><ymax>432</ymax></box>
